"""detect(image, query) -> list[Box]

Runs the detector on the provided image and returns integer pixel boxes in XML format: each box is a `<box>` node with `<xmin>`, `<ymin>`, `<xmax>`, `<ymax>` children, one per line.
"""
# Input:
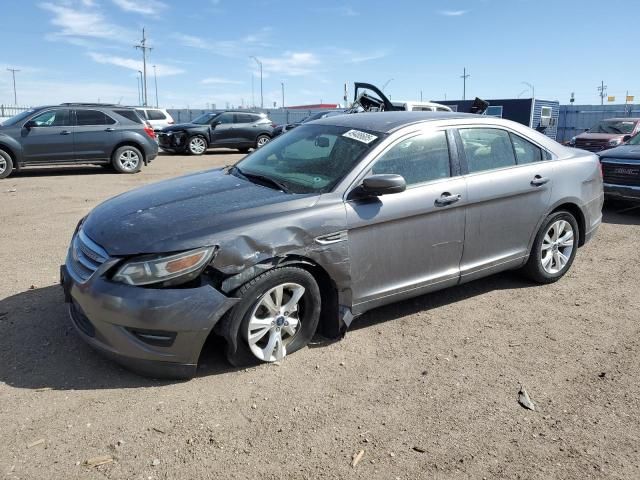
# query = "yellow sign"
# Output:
<box><xmin>627</xmin><ymin>95</ymin><xmax>635</xmax><ymax>103</ymax></box>
<box><xmin>607</xmin><ymin>96</ymin><xmax>616</xmax><ymax>102</ymax></box>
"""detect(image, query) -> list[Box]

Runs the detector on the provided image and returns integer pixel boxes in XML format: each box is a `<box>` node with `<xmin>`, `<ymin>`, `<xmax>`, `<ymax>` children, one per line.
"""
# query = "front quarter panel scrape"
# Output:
<box><xmin>211</xmin><ymin>196</ymin><xmax>352</xmax><ymax>349</ymax></box>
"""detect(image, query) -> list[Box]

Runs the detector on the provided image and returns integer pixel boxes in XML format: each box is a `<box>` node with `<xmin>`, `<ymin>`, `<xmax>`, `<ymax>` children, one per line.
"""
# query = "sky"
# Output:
<box><xmin>0</xmin><ymin>0</ymin><xmax>638</xmax><ymax>109</ymax></box>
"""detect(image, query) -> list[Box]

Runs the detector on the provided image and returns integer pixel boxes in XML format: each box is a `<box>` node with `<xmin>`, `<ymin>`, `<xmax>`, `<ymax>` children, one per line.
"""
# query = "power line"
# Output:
<box><xmin>134</xmin><ymin>28</ymin><xmax>152</xmax><ymax>106</ymax></box>
<box><xmin>7</xmin><ymin>68</ymin><xmax>20</xmax><ymax>105</ymax></box>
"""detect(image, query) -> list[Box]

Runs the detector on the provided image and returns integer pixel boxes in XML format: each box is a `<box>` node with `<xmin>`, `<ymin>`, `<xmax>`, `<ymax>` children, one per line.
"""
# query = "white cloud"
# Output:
<box><xmin>259</xmin><ymin>52</ymin><xmax>320</xmax><ymax>76</ymax></box>
<box><xmin>88</xmin><ymin>52</ymin><xmax>184</xmax><ymax>76</ymax></box>
<box><xmin>172</xmin><ymin>28</ymin><xmax>272</xmax><ymax>57</ymax></box>
<box><xmin>111</xmin><ymin>0</ymin><xmax>167</xmax><ymax>15</ymax></box>
<box><xmin>349</xmin><ymin>49</ymin><xmax>390</xmax><ymax>63</ymax></box>
<box><xmin>439</xmin><ymin>10</ymin><xmax>468</xmax><ymax>16</ymax></box>
<box><xmin>201</xmin><ymin>77</ymin><xmax>243</xmax><ymax>85</ymax></box>
<box><xmin>40</xmin><ymin>2</ymin><xmax>132</xmax><ymax>42</ymax></box>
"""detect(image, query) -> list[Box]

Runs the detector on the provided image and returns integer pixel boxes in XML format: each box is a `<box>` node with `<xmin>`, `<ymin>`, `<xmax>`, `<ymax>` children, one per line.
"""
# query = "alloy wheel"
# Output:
<box><xmin>189</xmin><ymin>137</ymin><xmax>207</xmax><ymax>154</ymax></box>
<box><xmin>118</xmin><ymin>150</ymin><xmax>140</xmax><ymax>171</ymax></box>
<box><xmin>246</xmin><ymin>282</ymin><xmax>305</xmax><ymax>362</ymax></box>
<box><xmin>256</xmin><ymin>136</ymin><xmax>270</xmax><ymax>148</ymax></box>
<box><xmin>0</xmin><ymin>157</ymin><xmax>6</xmax><ymax>175</ymax></box>
<box><xmin>541</xmin><ymin>219</ymin><xmax>574</xmax><ymax>274</ymax></box>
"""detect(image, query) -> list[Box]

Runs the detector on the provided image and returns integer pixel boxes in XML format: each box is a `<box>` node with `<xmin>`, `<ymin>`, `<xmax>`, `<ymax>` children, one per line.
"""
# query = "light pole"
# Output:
<box><xmin>137</xmin><ymin>71</ymin><xmax>143</xmax><ymax>106</ymax></box>
<box><xmin>153</xmin><ymin>65</ymin><xmax>159</xmax><ymax>107</ymax></box>
<box><xmin>134</xmin><ymin>27</ymin><xmax>152</xmax><ymax>106</ymax></box>
<box><xmin>521</xmin><ymin>81</ymin><xmax>535</xmax><ymax>99</ymax></box>
<box><xmin>460</xmin><ymin>67</ymin><xmax>470</xmax><ymax>101</ymax></box>
<box><xmin>281</xmin><ymin>82</ymin><xmax>285</xmax><ymax>109</ymax></box>
<box><xmin>7</xmin><ymin>68</ymin><xmax>19</xmax><ymax>105</ymax></box>
<box><xmin>250</xmin><ymin>56</ymin><xmax>263</xmax><ymax>109</ymax></box>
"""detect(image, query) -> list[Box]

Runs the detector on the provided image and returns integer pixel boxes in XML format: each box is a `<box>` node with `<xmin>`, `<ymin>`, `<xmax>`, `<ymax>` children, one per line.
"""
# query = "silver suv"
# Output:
<box><xmin>0</xmin><ymin>103</ymin><xmax>159</xmax><ymax>178</ymax></box>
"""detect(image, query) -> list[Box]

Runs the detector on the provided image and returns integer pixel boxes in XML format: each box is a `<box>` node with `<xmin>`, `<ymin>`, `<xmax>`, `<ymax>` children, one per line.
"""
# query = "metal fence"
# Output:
<box><xmin>166</xmin><ymin>108</ymin><xmax>338</xmax><ymax>126</ymax></box>
<box><xmin>0</xmin><ymin>105</ymin><xmax>31</xmax><ymax>120</ymax></box>
<box><xmin>557</xmin><ymin>104</ymin><xmax>640</xmax><ymax>142</ymax></box>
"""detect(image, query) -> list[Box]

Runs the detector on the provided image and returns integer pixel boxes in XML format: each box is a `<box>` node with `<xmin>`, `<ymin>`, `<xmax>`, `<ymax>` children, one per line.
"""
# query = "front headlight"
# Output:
<box><xmin>569</xmin><ymin>136</ymin><xmax>576</xmax><ymax>146</ymax></box>
<box><xmin>608</xmin><ymin>138</ymin><xmax>622</xmax><ymax>146</ymax></box>
<box><xmin>112</xmin><ymin>246</ymin><xmax>216</xmax><ymax>286</ymax></box>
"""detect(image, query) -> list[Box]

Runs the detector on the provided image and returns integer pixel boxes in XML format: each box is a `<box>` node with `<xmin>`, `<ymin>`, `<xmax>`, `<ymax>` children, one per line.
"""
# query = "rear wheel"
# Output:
<box><xmin>521</xmin><ymin>211</ymin><xmax>579</xmax><ymax>283</ymax></box>
<box><xmin>225</xmin><ymin>267</ymin><xmax>321</xmax><ymax>367</ymax></box>
<box><xmin>187</xmin><ymin>136</ymin><xmax>208</xmax><ymax>155</ymax></box>
<box><xmin>255</xmin><ymin>135</ymin><xmax>270</xmax><ymax>149</ymax></box>
<box><xmin>112</xmin><ymin>146</ymin><xmax>142</xmax><ymax>174</ymax></box>
<box><xmin>238</xmin><ymin>148</ymin><xmax>250</xmax><ymax>154</ymax></box>
<box><xmin>0</xmin><ymin>149</ymin><xmax>13</xmax><ymax>179</ymax></box>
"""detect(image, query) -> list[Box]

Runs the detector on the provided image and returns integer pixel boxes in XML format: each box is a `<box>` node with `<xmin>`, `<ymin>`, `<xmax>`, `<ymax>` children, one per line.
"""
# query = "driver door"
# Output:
<box><xmin>345</xmin><ymin>130</ymin><xmax>466</xmax><ymax>313</ymax></box>
<box><xmin>209</xmin><ymin>112</ymin><xmax>235</xmax><ymax>145</ymax></box>
<box><xmin>21</xmin><ymin>109</ymin><xmax>74</xmax><ymax>163</ymax></box>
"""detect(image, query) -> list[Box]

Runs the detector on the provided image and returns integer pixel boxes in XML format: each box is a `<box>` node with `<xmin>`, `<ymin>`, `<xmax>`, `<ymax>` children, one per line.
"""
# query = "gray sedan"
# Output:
<box><xmin>61</xmin><ymin>112</ymin><xmax>603</xmax><ymax>378</ymax></box>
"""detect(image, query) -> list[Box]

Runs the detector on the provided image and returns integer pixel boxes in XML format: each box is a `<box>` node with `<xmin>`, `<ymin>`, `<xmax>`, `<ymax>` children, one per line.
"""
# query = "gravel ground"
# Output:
<box><xmin>1</xmin><ymin>152</ymin><xmax>639</xmax><ymax>480</ymax></box>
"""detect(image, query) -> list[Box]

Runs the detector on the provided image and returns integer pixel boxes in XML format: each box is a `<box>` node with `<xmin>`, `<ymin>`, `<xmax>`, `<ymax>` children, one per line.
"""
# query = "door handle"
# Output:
<box><xmin>105</xmin><ymin>127</ymin><xmax>115</xmax><ymax>132</ymax></box>
<box><xmin>435</xmin><ymin>193</ymin><xmax>461</xmax><ymax>206</ymax></box>
<box><xmin>60</xmin><ymin>130</ymin><xmax>71</xmax><ymax>135</ymax></box>
<box><xmin>531</xmin><ymin>175</ymin><xmax>550</xmax><ymax>186</ymax></box>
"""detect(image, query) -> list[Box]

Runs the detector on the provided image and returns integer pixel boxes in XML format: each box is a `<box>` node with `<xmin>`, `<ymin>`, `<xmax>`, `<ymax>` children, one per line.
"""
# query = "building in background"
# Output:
<box><xmin>434</xmin><ymin>98</ymin><xmax>561</xmax><ymax>140</ymax></box>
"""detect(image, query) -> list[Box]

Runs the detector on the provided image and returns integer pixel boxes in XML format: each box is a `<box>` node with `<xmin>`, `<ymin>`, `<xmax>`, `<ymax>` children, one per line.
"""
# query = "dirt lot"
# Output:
<box><xmin>1</xmin><ymin>152</ymin><xmax>639</xmax><ymax>480</ymax></box>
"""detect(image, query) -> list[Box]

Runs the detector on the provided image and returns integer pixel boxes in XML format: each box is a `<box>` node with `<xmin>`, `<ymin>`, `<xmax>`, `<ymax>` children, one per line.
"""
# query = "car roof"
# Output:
<box><xmin>310</xmin><ymin>111</ymin><xmax>479</xmax><ymax>133</ymax></box>
<box><xmin>602</xmin><ymin>117</ymin><xmax>640</xmax><ymax>121</ymax></box>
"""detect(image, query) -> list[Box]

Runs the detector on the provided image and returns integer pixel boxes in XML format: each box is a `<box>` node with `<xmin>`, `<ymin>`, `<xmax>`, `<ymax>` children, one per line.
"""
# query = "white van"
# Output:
<box><xmin>136</xmin><ymin>108</ymin><xmax>175</xmax><ymax>132</ymax></box>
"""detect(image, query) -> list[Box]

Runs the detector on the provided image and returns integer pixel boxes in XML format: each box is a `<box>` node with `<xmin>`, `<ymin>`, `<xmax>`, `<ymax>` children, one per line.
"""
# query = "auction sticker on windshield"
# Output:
<box><xmin>343</xmin><ymin>129</ymin><xmax>378</xmax><ymax>144</ymax></box>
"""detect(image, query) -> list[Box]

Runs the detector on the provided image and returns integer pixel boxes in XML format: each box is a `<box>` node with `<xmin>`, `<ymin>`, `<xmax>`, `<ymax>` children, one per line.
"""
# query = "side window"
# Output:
<box><xmin>114</xmin><ymin>109</ymin><xmax>143</xmax><ymax>124</ymax></box>
<box><xmin>216</xmin><ymin>113</ymin><xmax>233</xmax><ymax>124</ymax></box>
<box><xmin>76</xmin><ymin>110</ymin><xmax>116</xmax><ymax>126</ymax></box>
<box><xmin>135</xmin><ymin>109</ymin><xmax>149</xmax><ymax>119</ymax></box>
<box><xmin>146</xmin><ymin>110</ymin><xmax>166</xmax><ymax>120</ymax></box>
<box><xmin>371</xmin><ymin>131</ymin><xmax>451</xmax><ymax>186</ymax></box>
<box><xmin>459</xmin><ymin>128</ymin><xmax>516</xmax><ymax>173</ymax></box>
<box><xmin>509</xmin><ymin>133</ymin><xmax>542</xmax><ymax>164</ymax></box>
<box><xmin>29</xmin><ymin>109</ymin><xmax>71</xmax><ymax>127</ymax></box>
<box><xmin>235</xmin><ymin>113</ymin><xmax>254</xmax><ymax>124</ymax></box>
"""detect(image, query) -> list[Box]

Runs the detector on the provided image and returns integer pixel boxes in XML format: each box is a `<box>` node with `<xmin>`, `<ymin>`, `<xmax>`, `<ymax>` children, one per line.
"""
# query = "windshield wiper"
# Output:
<box><xmin>230</xmin><ymin>166</ymin><xmax>291</xmax><ymax>193</ymax></box>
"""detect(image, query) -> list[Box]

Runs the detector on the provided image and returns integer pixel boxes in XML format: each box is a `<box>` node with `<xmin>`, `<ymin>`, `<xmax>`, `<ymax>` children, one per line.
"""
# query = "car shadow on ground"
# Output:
<box><xmin>0</xmin><ymin>285</ymin><xmax>238</xmax><ymax>391</ymax></box>
<box><xmin>158</xmin><ymin>148</ymin><xmax>244</xmax><ymax>157</ymax></box>
<box><xmin>602</xmin><ymin>202</ymin><xmax>640</xmax><ymax>226</ymax></box>
<box><xmin>10</xmin><ymin>166</ymin><xmax>113</xmax><ymax>178</ymax></box>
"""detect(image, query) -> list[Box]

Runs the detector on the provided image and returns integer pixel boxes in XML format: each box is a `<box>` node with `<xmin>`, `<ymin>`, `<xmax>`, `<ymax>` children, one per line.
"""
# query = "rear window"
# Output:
<box><xmin>114</xmin><ymin>109</ymin><xmax>143</xmax><ymax>124</ymax></box>
<box><xmin>146</xmin><ymin>110</ymin><xmax>166</xmax><ymax>120</ymax></box>
<box><xmin>76</xmin><ymin>109</ymin><xmax>116</xmax><ymax>126</ymax></box>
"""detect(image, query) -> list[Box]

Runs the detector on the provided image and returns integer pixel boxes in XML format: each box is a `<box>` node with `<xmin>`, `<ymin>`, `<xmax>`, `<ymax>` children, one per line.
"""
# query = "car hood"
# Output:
<box><xmin>161</xmin><ymin>123</ymin><xmax>206</xmax><ymax>132</ymax></box>
<box><xmin>599</xmin><ymin>145</ymin><xmax>640</xmax><ymax>160</ymax></box>
<box><xmin>576</xmin><ymin>132</ymin><xmax>621</xmax><ymax>141</ymax></box>
<box><xmin>82</xmin><ymin>169</ymin><xmax>318</xmax><ymax>256</ymax></box>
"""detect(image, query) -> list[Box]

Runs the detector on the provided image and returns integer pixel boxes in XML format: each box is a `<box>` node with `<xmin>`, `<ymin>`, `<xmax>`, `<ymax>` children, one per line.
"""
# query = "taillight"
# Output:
<box><xmin>271</xmin><ymin>123</ymin><xmax>277</xmax><ymax>128</ymax></box>
<box><xmin>144</xmin><ymin>124</ymin><xmax>156</xmax><ymax>139</ymax></box>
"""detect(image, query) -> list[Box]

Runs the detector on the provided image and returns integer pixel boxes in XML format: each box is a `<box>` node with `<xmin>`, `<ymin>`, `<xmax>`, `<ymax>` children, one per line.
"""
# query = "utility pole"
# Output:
<box><xmin>250</xmin><ymin>56</ymin><xmax>263</xmax><ymax>109</ymax></box>
<box><xmin>460</xmin><ymin>68</ymin><xmax>470</xmax><ymax>101</ymax></box>
<box><xmin>251</xmin><ymin>74</ymin><xmax>255</xmax><ymax>108</ymax></box>
<box><xmin>153</xmin><ymin>65</ymin><xmax>158</xmax><ymax>108</ymax></box>
<box><xmin>7</xmin><ymin>68</ymin><xmax>19</xmax><ymax>105</ymax></box>
<box><xmin>281</xmin><ymin>82</ymin><xmax>285</xmax><ymax>109</ymax></box>
<box><xmin>137</xmin><ymin>71</ymin><xmax>143</xmax><ymax>106</ymax></box>
<box><xmin>135</xmin><ymin>27</ymin><xmax>152</xmax><ymax>106</ymax></box>
<box><xmin>420</xmin><ymin>90</ymin><xmax>423</xmax><ymax>102</ymax></box>
<box><xmin>597</xmin><ymin>81</ymin><xmax>607</xmax><ymax>106</ymax></box>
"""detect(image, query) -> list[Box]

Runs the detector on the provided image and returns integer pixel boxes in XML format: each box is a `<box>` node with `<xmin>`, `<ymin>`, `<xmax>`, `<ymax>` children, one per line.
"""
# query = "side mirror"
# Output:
<box><xmin>623</xmin><ymin>134</ymin><xmax>632</xmax><ymax>142</ymax></box>
<box><xmin>23</xmin><ymin>120</ymin><xmax>36</xmax><ymax>129</ymax></box>
<box><xmin>360</xmin><ymin>174</ymin><xmax>406</xmax><ymax>196</ymax></box>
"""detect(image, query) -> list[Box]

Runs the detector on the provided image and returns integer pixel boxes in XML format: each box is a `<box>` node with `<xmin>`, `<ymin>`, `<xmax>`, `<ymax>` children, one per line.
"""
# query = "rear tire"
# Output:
<box><xmin>0</xmin><ymin>149</ymin><xmax>13</xmax><ymax>179</ymax></box>
<box><xmin>187</xmin><ymin>135</ymin><xmax>208</xmax><ymax>155</ymax></box>
<box><xmin>112</xmin><ymin>146</ymin><xmax>142</xmax><ymax>174</ymax></box>
<box><xmin>521</xmin><ymin>211</ymin><xmax>579</xmax><ymax>284</ymax></box>
<box><xmin>238</xmin><ymin>148</ymin><xmax>250</xmax><ymax>154</ymax></box>
<box><xmin>225</xmin><ymin>267</ymin><xmax>321</xmax><ymax>367</ymax></box>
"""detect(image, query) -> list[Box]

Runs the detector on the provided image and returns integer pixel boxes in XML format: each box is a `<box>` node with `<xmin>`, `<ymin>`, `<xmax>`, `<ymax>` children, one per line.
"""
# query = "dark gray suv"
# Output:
<box><xmin>0</xmin><ymin>103</ymin><xmax>159</xmax><ymax>178</ymax></box>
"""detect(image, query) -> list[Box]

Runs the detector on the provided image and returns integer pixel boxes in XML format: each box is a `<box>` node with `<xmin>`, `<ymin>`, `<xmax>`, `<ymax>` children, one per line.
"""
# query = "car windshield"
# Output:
<box><xmin>589</xmin><ymin>120</ymin><xmax>637</xmax><ymax>135</ymax></box>
<box><xmin>192</xmin><ymin>113</ymin><xmax>219</xmax><ymax>125</ymax></box>
<box><xmin>1</xmin><ymin>109</ymin><xmax>37</xmax><ymax>127</ymax></box>
<box><xmin>232</xmin><ymin>124</ymin><xmax>384</xmax><ymax>194</ymax></box>
<box><xmin>627</xmin><ymin>133</ymin><xmax>640</xmax><ymax>145</ymax></box>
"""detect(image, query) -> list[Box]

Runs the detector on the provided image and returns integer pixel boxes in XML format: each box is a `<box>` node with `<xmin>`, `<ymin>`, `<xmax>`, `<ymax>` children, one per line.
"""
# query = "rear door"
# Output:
<box><xmin>233</xmin><ymin>113</ymin><xmax>262</xmax><ymax>145</ymax></box>
<box><xmin>456</xmin><ymin>126</ymin><xmax>554</xmax><ymax>281</ymax></box>
<box><xmin>73</xmin><ymin>109</ymin><xmax>120</xmax><ymax>161</ymax></box>
<box><xmin>21</xmin><ymin>109</ymin><xmax>74</xmax><ymax>163</ymax></box>
<box><xmin>345</xmin><ymin>129</ymin><xmax>466</xmax><ymax>312</ymax></box>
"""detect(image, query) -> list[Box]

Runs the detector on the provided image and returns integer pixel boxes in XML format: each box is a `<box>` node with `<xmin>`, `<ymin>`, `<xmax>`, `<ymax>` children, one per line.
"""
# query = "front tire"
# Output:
<box><xmin>0</xmin><ymin>149</ymin><xmax>13</xmax><ymax>179</ymax></box>
<box><xmin>255</xmin><ymin>135</ymin><xmax>271</xmax><ymax>149</ymax></box>
<box><xmin>187</xmin><ymin>135</ymin><xmax>208</xmax><ymax>155</ymax></box>
<box><xmin>111</xmin><ymin>146</ymin><xmax>142</xmax><ymax>174</ymax></box>
<box><xmin>521</xmin><ymin>211</ymin><xmax>579</xmax><ymax>284</ymax></box>
<box><xmin>225</xmin><ymin>267</ymin><xmax>321</xmax><ymax>367</ymax></box>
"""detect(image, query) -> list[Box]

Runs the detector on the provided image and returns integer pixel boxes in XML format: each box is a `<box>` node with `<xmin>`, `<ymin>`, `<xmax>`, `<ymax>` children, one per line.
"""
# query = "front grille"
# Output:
<box><xmin>602</xmin><ymin>161</ymin><xmax>640</xmax><ymax>187</ymax></box>
<box><xmin>66</xmin><ymin>230</ymin><xmax>109</xmax><ymax>283</ymax></box>
<box><xmin>575</xmin><ymin>138</ymin><xmax>609</xmax><ymax>152</ymax></box>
